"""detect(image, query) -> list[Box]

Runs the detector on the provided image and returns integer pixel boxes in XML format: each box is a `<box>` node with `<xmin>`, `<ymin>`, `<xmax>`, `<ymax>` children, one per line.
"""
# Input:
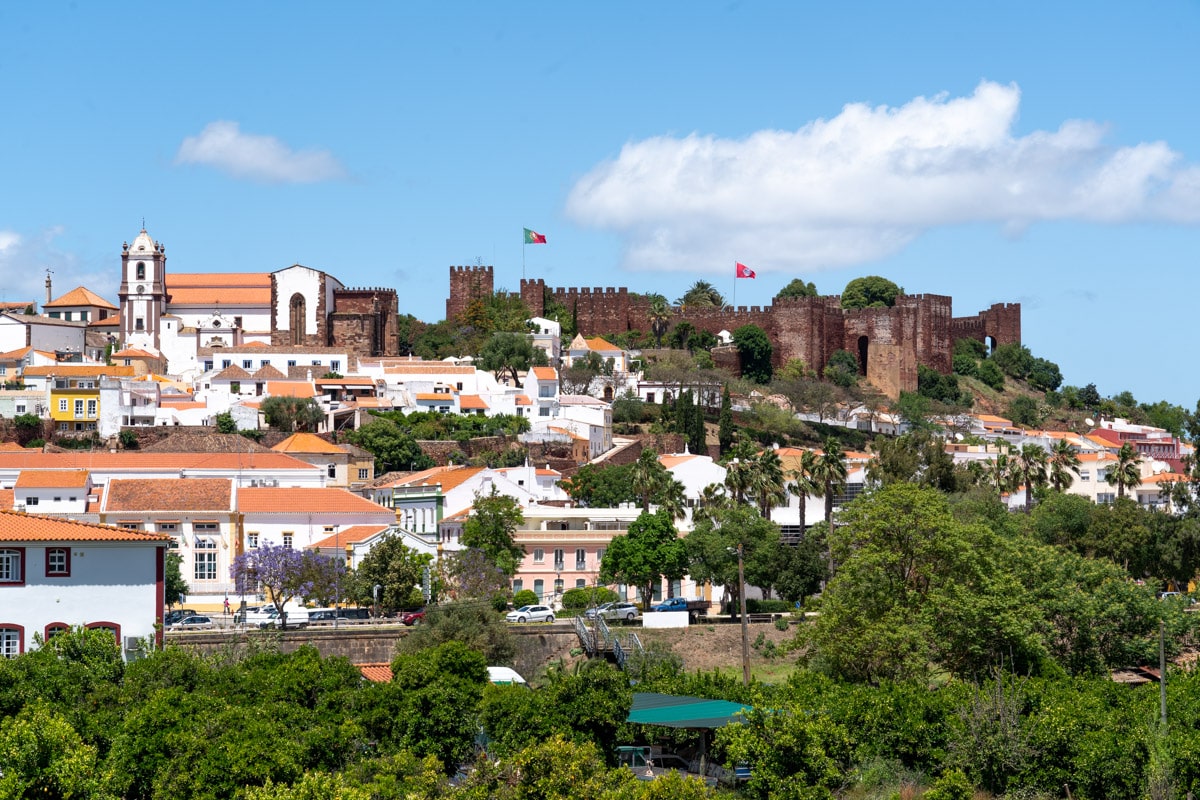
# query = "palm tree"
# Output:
<box><xmin>722</xmin><ymin>438</ymin><xmax>759</xmax><ymax>504</ymax></box>
<box><xmin>1015</xmin><ymin>443</ymin><xmax>1048</xmax><ymax>513</ymax></box>
<box><xmin>1107</xmin><ymin>442</ymin><xmax>1143</xmax><ymax>500</ymax></box>
<box><xmin>812</xmin><ymin>438</ymin><xmax>848</xmax><ymax>538</ymax></box>
<box><xmin>750</xmin><ymin>449</ymin><xmax>787</xmax><ymax>519</ymax></box>
<box><xmin>631</xmin><ymin>448</ymin><xmax>664</xmax><ymax>512</ymax></box>
<box><xmin>1048</xmin><ymin>439</ymin><xmax>1081</xmax><ymax>492</ymax></box>
<box><xmin>647</xmin><ymin>295</ymin><xmax>672</xmax><ymax>348</ymax></box>
<box><xmin>787</xmin><ymin>449</ymin><xmax>822</xmax><ymax>533</ymax></box>
<box><xmin>676</xmin><ymin>280</ymin><xmax>726</xmax><ymax>311</ymax></box>
<box><xmin>694</xmin><ymin>482</ymin><xmax>732</xmax><ymax>527</ymax></box>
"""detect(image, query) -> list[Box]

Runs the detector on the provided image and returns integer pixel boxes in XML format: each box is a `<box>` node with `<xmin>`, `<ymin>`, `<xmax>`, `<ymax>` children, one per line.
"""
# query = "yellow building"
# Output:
<box><xmin>23</xmin><ymin>364</ymin><xmax>135</xmax><ymax>435</ymax></box>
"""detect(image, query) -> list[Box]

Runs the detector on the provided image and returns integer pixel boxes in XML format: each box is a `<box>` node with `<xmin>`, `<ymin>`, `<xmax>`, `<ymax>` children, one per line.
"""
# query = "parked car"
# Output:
<box><xmin>506</xmin><ymin>604</ymin><xmax>555</xmax><ymax>623</ymax></box>
<box><xmin>164</xmin><ymin>608</ymin><xmax>198</xmax><ymax>626</ymax></box>
<box><xmin>168</xmin><ymin>615</ymin><xmax>214</xmax><ymax>631</ymax></box>
<box><xmin>400</xmin><ymin>609</ymin><xmax>426</xmax><ymax>626</ymax></box>
<box><xmin>601</xmin><ymin>601</ymin><xmax>641</xmax><ymax>622</ymax></box>
<box><xmin>584</xmin><ymin>602</ymin><xmax>615</xmax><ymax>620</ymax></box>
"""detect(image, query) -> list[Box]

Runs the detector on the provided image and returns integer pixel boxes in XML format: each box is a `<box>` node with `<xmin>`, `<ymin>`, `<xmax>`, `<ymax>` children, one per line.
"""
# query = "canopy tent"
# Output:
<box><xmin>627</xmin><ymin>692</ymin><xmax>751</xmax><ymax>729</ymax></box>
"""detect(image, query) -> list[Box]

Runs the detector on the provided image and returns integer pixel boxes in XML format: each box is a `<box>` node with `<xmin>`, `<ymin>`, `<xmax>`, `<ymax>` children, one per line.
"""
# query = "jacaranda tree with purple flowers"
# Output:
<box><xmin>231</xmin><ymin>543</ymin><xmax>344</xmax><ymax>629</ymax></box>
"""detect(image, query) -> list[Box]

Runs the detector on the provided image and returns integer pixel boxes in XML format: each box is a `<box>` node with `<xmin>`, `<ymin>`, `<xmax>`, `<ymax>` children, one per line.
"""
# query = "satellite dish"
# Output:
<box><xmin>954</xmin><ymin>433</ymin><xmax>964</xmax><ymax>441</ymax></box>
<box><xmin>1084</xmin><ymin>418</ymin><xmax>1095</xmax><ymax>427</ymax></box>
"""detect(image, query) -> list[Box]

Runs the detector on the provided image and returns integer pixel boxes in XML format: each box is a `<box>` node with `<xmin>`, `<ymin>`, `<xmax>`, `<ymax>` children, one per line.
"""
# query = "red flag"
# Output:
<box><xmin>735</xmin><ymin>262</ymin><xmax>756</xmax><ymax>279</ymax></box>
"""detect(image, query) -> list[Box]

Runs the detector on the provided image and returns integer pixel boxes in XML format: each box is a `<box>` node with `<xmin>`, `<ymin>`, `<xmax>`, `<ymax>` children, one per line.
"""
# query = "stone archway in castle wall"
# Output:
<box><xmin>857</xmin><ymin>335</ymin><xmax>869</xmax><ymax>376</ymax></box>
<box><xmin>986</xmin><ymin>335</ymin><xmax>997</xmax><ymax>355</ymax></box>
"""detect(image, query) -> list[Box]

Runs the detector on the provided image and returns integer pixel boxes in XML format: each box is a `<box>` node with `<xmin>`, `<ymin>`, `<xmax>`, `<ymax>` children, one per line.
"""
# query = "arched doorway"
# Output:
<box><xmin>986</xmin><ymin>335</ymin><xmax>997</xmax><ymax>355</ymax></box>
<box><xmin>857</xmin><ymin>336</ymin><xmax>869</xmax><ymax>375</ymax></box>
<box><xmin>603</xmin><ymin>386</ymin><xmax>614</xmax><ymax>402</ymax></box>
<box><xmin>289</xmin><ymin>294</ymin><xmax>306</xmax><ymax>346</ymax></box>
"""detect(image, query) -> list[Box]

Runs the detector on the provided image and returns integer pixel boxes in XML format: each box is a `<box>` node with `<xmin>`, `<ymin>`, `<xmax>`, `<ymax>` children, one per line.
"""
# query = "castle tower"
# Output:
<box><xmin>446</xmin><ymin>266</ymin><xmax>494</xmax><ymax>321</ymax></box>
<box><xmin>117</xmin><ymin>229</ymin><xmax>170</xmax><ymax>352</ymax></box>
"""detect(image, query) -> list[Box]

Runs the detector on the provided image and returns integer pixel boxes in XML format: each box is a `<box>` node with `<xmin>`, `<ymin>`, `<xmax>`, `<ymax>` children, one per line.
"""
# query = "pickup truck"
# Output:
<box><xmin>650</xmin><ymin>598</ymin><xmax>710</xmax><ymax>619</ymax></box>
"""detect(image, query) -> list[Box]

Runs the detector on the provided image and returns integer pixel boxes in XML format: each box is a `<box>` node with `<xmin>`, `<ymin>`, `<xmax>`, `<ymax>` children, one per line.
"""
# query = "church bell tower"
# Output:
<box><xmin>117</xmin><ymin>228</ymin><xmax>169</xmax><ymax>351</ymax></box>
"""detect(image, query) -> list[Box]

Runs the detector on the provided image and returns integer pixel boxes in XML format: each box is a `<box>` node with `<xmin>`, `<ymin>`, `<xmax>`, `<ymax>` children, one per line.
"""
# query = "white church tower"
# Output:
<box><xmin>117</xmin><ymin>228</ymin><xmax>169</xmax><ymax>351</ymax></box>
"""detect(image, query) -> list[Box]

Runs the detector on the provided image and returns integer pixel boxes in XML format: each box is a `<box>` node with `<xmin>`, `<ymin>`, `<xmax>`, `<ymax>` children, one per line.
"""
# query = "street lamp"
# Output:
<box><xmin>737</xmin><ymin>542</ymin><xmax>749</xmax><ymax>686</ymax></box>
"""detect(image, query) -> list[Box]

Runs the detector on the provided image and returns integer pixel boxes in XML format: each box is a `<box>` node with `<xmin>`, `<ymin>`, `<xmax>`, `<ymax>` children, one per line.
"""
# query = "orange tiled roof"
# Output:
<box><xmin>309</xmin><ymin>524</ymin><xmax>390</xmax><ymax>549</ymax></box>
<box><xmin>585</xmin><ymin>336</ymin><xmax>619</xmax><ymax>352</ymax></box>
<box><xmin>0</xmin><ymin>510</ymin><xmax>171</xmax><ymax>542</ymax></box>
<box><xmin>357</xmin><ymin>663</ymin><xmax>393</xmax><ymax>682</ymax></box>
<box><xmin>531</xmin><ymin>366</ymin><xmax>558</xmax><ymax>380</ymax></box>
<box><xmin>0</xmin><ymin>442</ymin><xmax>28</xmax><ymax>452</ymax></box>
<box><xmin>440</xmin><ymin>506</ymin><xmax>472</xmax><ymax>522</ymax></box>
<box><xmin>0</xmin><ymin>451</ymin><xmax>319</xmax><ymax>472</ymax></box>
<box><xmin>104</xmin><ymin>478</ymin><xmax>232</xmax><ymax>512</ymax></box>
<box><xmin>273</xmin><ymin>433</ymin><xmax>345</xmax><ymax>455</ymax></box>
<box><xmin>1144</xmin><ymin>472</ymin><xmax>1189</xmax><ymax>484</ymax></box>
<box><xmin>88</xmin><ymin>315</ymin><xmax>120</xmax><ymax>328</ymax></box>
<box><xmin>253</xmin><ymin>364</ymin><xmax>287</xmax><ymax>379</ymax></box>
<box><xmin>43</xmin><ymin>286</ymin><xmax>117</xmax><ymax>309</ymax></box>
<box><xmin>112</xmin><ymin>348</ymin><xmax>159</xmax><ymax>359</ymax></box>
<box><xmin>536</xmin><ymin>469</ymin><xmax>560</xmax><ymax>476</ymax></box>
<box><xmin>459</xmin><ymin>394</ymin><xmax>488</xmax><ymax>410</ymax></box>
<box><xmin>213</xmin><ymin>365</ymin><xmax>252</xmax><ymax>380</ymax></box>
<box><xmin>167</xmin><ymin>272</ymin><xmax>272</xmax><ymax>288</ymax></box>
<box><xmin>415</xmin><ymin>392</ymin><xmax>454</xmax><ymax>401</ymax></box>
<box><xmin>266</xmin><ymin>381</ymin><xmax>316</xmax><ymax>398</ymax></box>
<box><xmin>659</xmin><ymin>454</ymin><xmax>700</xmax><ymax>469</ymax></box>
<box><xmin>515</xmin><ymin>395</ymin><xmax>532</xmax><ymax>406</ymax></box>
<box><xmin>386</xmin><ymin>465</ymin><xmax>486</xmax><ymax>493</ymax></box>
<box><xmin>15</xmin><ymin>469</ymin><xmax>90</xmax><ymax>489</ymax></box>
<box><xmin>0</xmin><ymin>346</ymin><xmax>33</xmax><ymax>360</ymax></box>
<box><xmin>381</xmin><ymin>361</ymin><xmax>475</xmax><ymax>375</ymax></box>
<box><xmin>0</xmin><ymin>489</ymin><xmax>12</xmax><ymax>508</ymax></box>
<box><xmin>23</xmin><ymin>365</ymin><xmax>135</xmax><ymax>377</ymax></box>
<box><xmin>237</xmin><ymin>487</ymin><xmax>391</xmax><ymax>514</ymax></box>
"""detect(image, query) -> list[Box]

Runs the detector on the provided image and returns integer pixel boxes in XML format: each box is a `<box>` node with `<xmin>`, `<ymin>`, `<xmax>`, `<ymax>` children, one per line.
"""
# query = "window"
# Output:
<box><xmin>58</xmin><ymin>399</ymin><xmax>68</xmax><ymax>413</ymax></box>
<box><xmin>0</xmin><ymin>549</ymin><xmax>23</xmax><ymax>584</ymax></box>
<box><xmin>1080</xmin><ymin>471</ymin><xmax>1090</xmax><ymax>482</ymax></box>
<box><xmin>327</xmin><ymin>464</ymin><xmax>337</xmax><ymax>478</ymax></box>
<box><xmin>14</xmin><ymin>405</ymin><xmax>24</xmax><ymax>414</ymax></box>
<box><xmin>0</xmin><ymin>627</ymin><xmax>23</xmax><ymax>658</ymax></box>
<box><xmin>646</xmin><ymin>392</ymin><xmax>655</xmax><ymax>404</ymax></box>
<box><xmin>533</xmin><ymin>548</ymin><xmax>544</xmax><ymax>563</ymax></box>
<box><xmin>575</xmin><ymin>579</ymin><xmax>586</xmax><ymax>588</ymax></box>
<box><xmin>288</xmin><ymin>360</ymin><xmax>297</xmax><ymax>367</ymax></box>
<box><xmin>46</xmin><ymin>547</ymin><xmax>70</xmax><ymax>577</ymax></box>
<box><xmin>260</xmin><ymin>360</ymin><xmax>271</xmax><ymax>368</ymax></box>
<box><xmin>283</xmin><ymin>533</ymin><xmax>293</xmax><ymax>549</ymax></box>
<box><xmin>247</xmin><ymin>532</ymin><xmax>259</xmax><ymax>549</ymax></box>
<box><xmin>331</xmin><ymin>360</ymin><xmax>341</xmax><ymax>373</ymax></box>
<box><xmin>85</xmin><ymin>622</ymin><xmax>120</xmax><ymax>644</ymax></box>
<box><xmin>157</xmin><ymin>522</ymin><xmax>177</xmax><ymax>532</ymax></box>
<box><xmin>203</xmin><ymin>361</ymin><xmax>213</xmax><ymax>372</ymax></box>
<box><xmin>358</xmin><ymin>468</ymin><xmax>368</xmax><ymax>480</ymax></box>
<box><xmin>86</xmin><ymin>399</ymin><xmax>96</xmax><ymax>417</ymax></box>
<box><xmin>539</xmin><ymin>385</ymin><xmax>554</xmax><ymax>398</ymax></box>
<box><xmin>554</xmin><ymin>577</ymin><xmax>564</xmax><ymax>595</ymax></box>
<box><xmin>135</xmin><ymin>317</ymin><xmax>144</xmax><ymax>330</ymax></box>
<box><xmin>24</xmin><ymin>496</ymin><xmax>38</xmax><ymax>507</ymax></box>
<box><xmin>512</xmin><ymin>579</ymin><xmax>523</xmax><ymax>593</ymax></box>
<box><xmin>312</xmin><ymin>360</ymin><xmax>321</xmax><ymax>366</ymax></box>
<box><xmin>234</xmin><ymin>317</ymin><xmax>243</xmax><ymax>328</ymax></box>
<box><xmin>136</xmin><ymin>261</ymin><xmax>145</xmax><ymax>280</ymax></box>
<box><xmin>553</xmin><ymin>548</ymin><xmax>565</xmax><ymax>571</ymax></box>
<box><xmin>194</xmin><ymin>523</ymin><xmax>218</xmax><ymax>532</ymax></box>
<box><xmin>53</xmin><ymin>497</ymin><xmax>62</xmax><ymax>503</ymax></box>
<box><xmin>221</xmin><ymin>360</ymin><xmax>232</xmax><ymax>369</ymax></box>
<box><xmin>118</xmin><ymin>522</ymin><xmax>140</xmax><ymax>530</ymax></box>
<box><xmin>44</xmin><ymin>624</ymin><xmax>68</xmax><ymax>640</ymax></box>
<box><xmin>575</xmin><ymin>548</ymin><xmax>586</xmax><ymax>571</ymax></box>
<box><xmin>539</xmin><ymin>407</ymin><xmax>550</xmax><ymax>417</ymax></box>
<box><xmin>230</xmin><ymin>381</ymin><xmax>241</xmax><ymax>393</ymax></box>
<box><xmin>596</xmin><ymin>548</ymin><xmax>606</xmax><ymax>566</ymax></box>
<box><xmin>533</xmin><ymin>579</ymin><xmax>544</xmax><ymax>601</ymax></box>
<box><xmin>1097</xmin><ymin>492</ymin><xmax>1116</xmax><ymax>505</ymax></box>
<box><xmin>194</xmin><ymin>538</ymin><xmax>218</xmax><ymax>580</ymax></box>
<box><xmin>243</xmin><ymin>360</ymin><xmax>252</xmax><ymax>369</ymax></box>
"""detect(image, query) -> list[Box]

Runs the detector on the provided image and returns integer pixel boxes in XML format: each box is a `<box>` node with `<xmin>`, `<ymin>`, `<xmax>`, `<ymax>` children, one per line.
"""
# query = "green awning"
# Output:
<box><xmin>627</xmin><ymin>692</ymin><xmax>752</xmax><ymax>729</ymax></box>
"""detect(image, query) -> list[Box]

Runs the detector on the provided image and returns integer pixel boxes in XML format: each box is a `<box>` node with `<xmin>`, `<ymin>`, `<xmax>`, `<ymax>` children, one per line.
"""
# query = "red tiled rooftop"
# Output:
<box><xmin>237</xmin><ymin>487</ymin><xmax>391</xmax><ymax>514</ymax></box>
<box><xmin>0</xmin><ymin>510</ymin><xmax>172</xmax><ymax>542</ymax></box>
<box><xmin>309</xmin><ymin>524</ymin><xmax>390</xmax><ymax>549</ymax></box>
<box><xmin>104</xmin><ymin>478</ymin><xmax>232</xmax><ymax>512</ymax></box>
<box><xmin>0</xmin><ymin>451</ymin><xmax>319</xmax><ymax>472</ymax></box>
<box><xmin>43</xmin><ymin>286</ymin><xmax>117</xmax><ymax>309</ymax></box>
<box><xmin>15</xmin><ymin>469</ymin><xmax>90</xmax><ymax>489</ymax></box>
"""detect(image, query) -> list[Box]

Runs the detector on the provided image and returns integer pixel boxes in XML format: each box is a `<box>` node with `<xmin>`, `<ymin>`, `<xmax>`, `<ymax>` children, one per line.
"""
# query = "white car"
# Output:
<box><xmin>601</xmin><ymin>601</ymin><xmax>641</xmax><ymax>622</ymax></box>
<box><xmin>506</xmin><ymin>604</ymin><xmax>555</xmax><ymax>623</ymax></box>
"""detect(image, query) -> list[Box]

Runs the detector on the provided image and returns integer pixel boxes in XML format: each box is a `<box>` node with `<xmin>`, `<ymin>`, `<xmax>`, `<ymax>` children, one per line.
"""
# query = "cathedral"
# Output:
<box><xmin>116</xmin><ymin>229</ymin><xmax>397</xmax><ymax>376</ymax></box>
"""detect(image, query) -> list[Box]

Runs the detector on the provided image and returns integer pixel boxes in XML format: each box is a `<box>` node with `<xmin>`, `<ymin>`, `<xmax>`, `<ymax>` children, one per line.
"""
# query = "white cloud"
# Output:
<box><xmin>0</xmin><ymin>227</ymin><xmax>111</xmax><ymax>310</ymax></box>
<box><xmin>175</xmin><ymin>121</ymin><xmax>346</xmax><ymax>184</ymax></box>
<box><xmin>566</xmin><ymin>81</ymin><xmax>1200</xmax><ymax>273</ymax></box>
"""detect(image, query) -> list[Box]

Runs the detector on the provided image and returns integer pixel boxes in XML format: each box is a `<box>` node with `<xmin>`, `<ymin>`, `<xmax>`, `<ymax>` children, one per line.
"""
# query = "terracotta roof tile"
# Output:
<box><xmin>168</xmin><ymin>287</ymin><xmax>272</xmax><ymax>305</ymax></box>
<box><xmin>0</xmin><ymin>451</ymin><xmax>318</xmax><ymax>472</ymax></box>
<box><xmin>515</xmin><ymin>395</ymin><xmax>532</xmax><ymax>406</ymax></box>
<box><xmin>309</xmin><ymin>524</ymin><xmax>390</xmax><ymax>549</ymax></box>
<box><xmin>15</xmin><ymin>469</ymin><xmax>90</xmax><ymax>489</ymax></box>
<box><xmin>385</xmin><ymin>465</ymin><xmax>486</xmax><ymax>493</ymax></box>
<box><xmin>272</xmin><ymin>433</ymin><xmax>345</xmax><ymax>455</ymax></box>
<box><xmin>237</xmin><ymin>487</ymin><xmax>391</xmax><ymax>514</ymax></box>
<box><xmin>44</xmin><ymin>286</ymin><xmax>117</xmax><ymax>309</ymax></box>
<box><xmin>416</xmin><ymin>392</ymin><xmax>454</xmax><ymax>401</ymax></box>
<box><xmin>585</xmin><ymin>336</ymin><xmax>619</xmax><ymax>352</ymax></box>
<box><xmin>88</xmin><ymin>315</ymin><xmax>120</xmax><ymax>328</ymax></box>
<box><xmin>357</xmin><ymin>663</ymin><xmax>393</xmax><ymax>682</ymax></box>
<box><xmin>381</xmin><ymin>361</ymin><xmax>475</xmax><ymax>375</ymax></box>
<box><xmin>252</xmin><ymin>364</ymin><xmax>287</xmax><ymax>379</ymax></box>
<box><xmin>531</xmin><ymin>366</ymin><xmax>558</xmax><ymax>380</ymax></box>
<box><xmin>266</xmin><ymin>381</ymin><xmax>317</xmax><ymax>398</ymax></box>
<box><xmin>458</xmin><ymin>394</ymin><xmax>488</xmax><ymax>410</ymax></box>
<box><xmin>22</xmin><ymin>365</ymin><xmax>135</xmax><ymax>377</ymax></box>
<box><xmin>0</xmin><ymin>510</ymin><xmax>171</xmax><ymax>542</ymax></box>
<box><xmin>0</xmin><ymin>489</ymin><xmax>12</xmax><ymax>508</ymax></box>
<box><xmin>104</xmin><ymin>478</ymin><xmax>233</xmax><ymax>512</ymax></box>
<box><xmin>0</xmin><ymin>442</ymin><xmax>29</xmax><ymax>452</ymax></box>
<box><xmin>167</xmin><ymin>273</ymin><xmax>273</xmax><ymax>288</ymax></box>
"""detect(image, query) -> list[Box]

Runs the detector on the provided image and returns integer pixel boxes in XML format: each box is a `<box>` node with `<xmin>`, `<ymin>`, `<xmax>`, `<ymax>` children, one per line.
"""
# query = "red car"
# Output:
<box><xmin>400</xmin><ymin>610</ymin><xmax>426</xmax><ymax>626</ymax></box>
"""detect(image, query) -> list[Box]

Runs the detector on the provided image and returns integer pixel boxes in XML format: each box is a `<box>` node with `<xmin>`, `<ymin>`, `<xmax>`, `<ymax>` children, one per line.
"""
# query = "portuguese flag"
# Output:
<box><xmin>524</xmin><ymin>228</ymin><xmax>547</xmax><ymax>244</ymax></box>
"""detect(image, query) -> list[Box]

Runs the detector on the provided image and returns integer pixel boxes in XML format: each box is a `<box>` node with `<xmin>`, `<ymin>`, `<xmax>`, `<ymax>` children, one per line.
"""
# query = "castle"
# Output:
<box><xmin>448</xmin><ymin>265</ymin><xmax>1020</xmax><ymax>397</ymax></box>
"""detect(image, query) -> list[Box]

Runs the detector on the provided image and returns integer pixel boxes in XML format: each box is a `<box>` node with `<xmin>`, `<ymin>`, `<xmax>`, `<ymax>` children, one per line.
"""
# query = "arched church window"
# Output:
<box><xmin>289</xmin><ymin>294</ymin><xmax>306</xmax><ymax>346</ymax></box>
<box><xmin>136</xmin><ymin>262</ymin><xmax>145</xmax><ymax>280</ymax></box>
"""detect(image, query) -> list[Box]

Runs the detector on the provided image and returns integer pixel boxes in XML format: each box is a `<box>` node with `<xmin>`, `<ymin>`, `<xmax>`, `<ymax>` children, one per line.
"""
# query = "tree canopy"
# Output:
<box><xmin>840</xmin><ymin>276</ymin><xmax>902</xmax><ymax>309</ymax></box>
<box><xmin>775</xmin><ymin>278</ymin><xmax>819</xmax><ymax>300</ymax></box>
<box><xmin>732</xmin><ymin>324</ymin><xmax>773</xmax><ymax>384</ymax></box>
<box><xmin>599</xmin><ymin>508</ymin><xmax>688</xmax><ymax>610</ymax></box>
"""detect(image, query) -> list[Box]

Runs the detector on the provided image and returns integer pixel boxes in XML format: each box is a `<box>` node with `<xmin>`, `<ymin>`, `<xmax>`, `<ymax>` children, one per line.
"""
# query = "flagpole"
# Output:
<box><xmin>522</xmin><ymin>237</ymin><xmax>526</xmax><ymax>281</ymax></box>
<box><xmin>732</xmin><ymin>261</ymin><xmax>736</xmax><ymax>310</ymax></box>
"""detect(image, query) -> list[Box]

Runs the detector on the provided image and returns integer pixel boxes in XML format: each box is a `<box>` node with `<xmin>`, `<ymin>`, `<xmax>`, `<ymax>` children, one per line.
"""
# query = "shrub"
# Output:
<box><xmin>975</xmin><ymin>360</ymin><xmax>1005</xmax><ymax>391</ymax></box>
<box><xmin>561</xmin><ymin>587</ymin><xmax>618</xmax><ymax>610</ymax></box>
<box><xmin>952</xmin><ymin>354</ymin><xmax>978</xmax><ymax>377</ymax></box>
<box><xmin>513</xmin><ymin>589</ymin><xmax>539</xmax><ymax>608</ymax></box>
<box><xmin>746</xmin><ymin>599</ymin><xmax>792</xmax><ymax>614</ymax></box>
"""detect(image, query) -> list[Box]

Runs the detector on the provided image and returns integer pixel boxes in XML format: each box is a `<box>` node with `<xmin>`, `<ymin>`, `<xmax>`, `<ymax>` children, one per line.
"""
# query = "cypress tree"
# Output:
<box><xmin>718</xmin><ymin>385</ymin><xmax>733</xmax><ymax>454</ymax></box>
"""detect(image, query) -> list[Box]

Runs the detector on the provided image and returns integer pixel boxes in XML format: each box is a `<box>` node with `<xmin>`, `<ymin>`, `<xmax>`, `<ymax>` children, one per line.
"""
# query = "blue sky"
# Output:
<box><xmin>3</xmin><ymin>2</ymin><xmax>1199</xmax><ymax>407</ymax></box>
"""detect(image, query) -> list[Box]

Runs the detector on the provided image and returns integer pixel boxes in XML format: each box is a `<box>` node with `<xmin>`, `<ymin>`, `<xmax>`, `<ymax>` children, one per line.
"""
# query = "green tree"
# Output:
<box><xmin>12</xmin><ymin>413</ymin><xmax>43</xmax><ymax>447</ymax></box>
<box><xmin>732</xmin><ymin>324</ymin><xmax>773</xmax><ymax>384</ymax></box>
<box><xmin>717</xmin><ymin>385</ymin><xmax>734</xmax><ymax>454</ymax></box>
<box><xmin>164</xmin><ymin>552</ymin><xmax>189</xmax><ymax>608</ymax></box>
<box><xmin>0</xmin><ymin>700</ymin><xmax>113</xmax><ymax>799</ymax></box>
<box><xmin>214</xmin><ymin>411</ymin><xmax>238</xmax><ymax>434</ymax></box>
<box><xmin>775</xmin><ymin>278</ymin><xmax>818</xmax><ymax>300</ymax></box>
<box><xmin>684</xmin><ymin>505</ymin><xmax>781</xmax><ymax>620</ymax></box>
<box><xmin>394</xmin><ymin>602</ymin><xmax>514</xmax><ymax>664</ymax></box>
<box><xmin>975</xmin><ymin>359</ymin><xmax>1005</xmax><ymax>391</ymax></box>
<box><xmin>462</xmin><ymin>487</ymin><xmax>525</xmax><ymax>576</ymax></box>
<box><xmin>1015</xmin><ymin>444</ymin><xmax>1048</xmax><ymax>513</ymax></box>
<box><xmin>349</xmin><ymin>534</ymin><xmax>432</xmax><ymax>613</ymax></box>
<box><xmin>841</xmin><ymin>275</ymin><xmax>902</xmax><ymax>309</ymax></box>
<box><xmin>824</xmin><ymin>349</ymin><xmax>859</xmax><ymax>388</ymax></box>
<box><xmin>1106</xmin><ymin>442</ymin><xmax>1143</xmax><ymax>500</ymax></box>
<box><xmin>477</xmin><ymin>332</ymin><xmax>545</xmax><ymax>388</ymax></box>
<box><xmin>559</xmin><ymin>462</ymin><xmax>637</xmax><ymax>507</ymax></box>
<box><xmin>990</xmin><ymin>343</ymin><xmax>1035</xmax><ymax>380</ymax></box>
<box><xmin>647</xmin><ymin>294</ymin><xmax>673</xmax><ymax>348</ymax></box>
<box><xmin>600</xmin><ymin>509</ymin><xmax>688</xmax><ymax>610</ymax></box>
<box><xmin>787</xmin><ymin>449</ymin><xmax>821</xmax><ymax>532</ymax></box>
<box><xmin>813</xmin><ymin>438</ymin><xmax>848</xmax><ymax>542</ymax></box>
<box><xmin>675</xmin><ymin>280</ymin><xmax>725</xmax><ymax>310</ymax></box>
<box><xmin>1048</xmin><ymin>439</ymin><xmax>1081</xmax><ymax>492</ymax></box>
<box><xmin>1006</xmin><ymin>395</ymin><xmax>1041</xmax><ymax>427</ymax></box>
<box><xmin>259</xmin><ymin>395</ymin><xmax>324</xmax><ymax>433</ymax></box>
<box><xmin>346</xmin><ymin>418</ymin><xmax>434</xmax><ymax>473</ymax></box>
<box><xmin>629</xmin><ymin>448</ymin><xmax>686</xmax><ymax>518</ymax></box>
<box><xmin>1027</xmin><ymin>357</ymin><xmax>1063</xmax><ymax>391</ymax></box>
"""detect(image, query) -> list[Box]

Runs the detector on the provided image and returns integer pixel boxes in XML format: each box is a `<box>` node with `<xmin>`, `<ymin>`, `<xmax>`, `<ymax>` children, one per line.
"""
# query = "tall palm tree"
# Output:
<box><xmin>1048</xmin><ymin>439</ymin><xmax>1081</xmax><ymax>492</ymax></box>
<box><xmin>676</xmin><ymin>280</ymin><xmax>726</xmax><ymax>311</ymax></box>
<box><xmin>722</xmin><ymin>438</ymin><xmax>759</xmax><ymax>504</ymax></box>
<box><xmin>812</xmin><ymin>438</ymin><xmax>848</xmax><ymax>538</ymax></box>
<box><xmin>1015</xmin><ymin>443</ymin><xmax>1048</xmax><ymax>513</ymax></box>
<box><xmin>694</xmin><ymin>482</ymin><xmax>732</xmax><ymax>527</ymax></box>
<box><xmin>647</xmin><ymin>295</ymin><xmax>672</xmax><ymax>348</ymax></box>
<box><xmin>787</xmin><ymin>449</ymin><xmax>822</xmax><ymax>533</ymax></box>
<box><xmin>631</xmin><ymin>448</ymin><xmax>665</xmax><ymax>512</ymax></box>
<box><xmin>1107</xmin><ymin>442</ymin><xmax>1143</xmax><ymax>500</ymax></box>
<box><xmin>750</xmin><ymin>450</ymin><xmax>787</xmax><ymax>519</ymax></box>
